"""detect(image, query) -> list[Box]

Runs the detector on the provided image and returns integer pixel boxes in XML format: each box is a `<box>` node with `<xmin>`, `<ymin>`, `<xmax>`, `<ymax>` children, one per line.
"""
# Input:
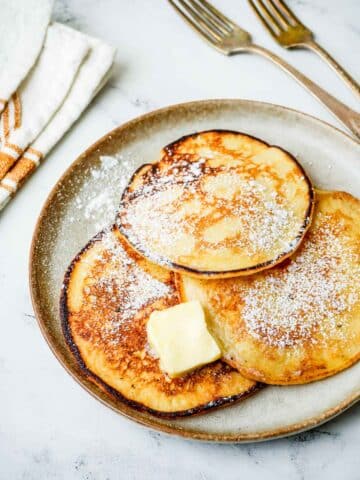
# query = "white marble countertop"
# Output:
<box><xmin>1</xmin><ymin>0</ymin><xmax>359</xmax><ymax>478</ymax></box>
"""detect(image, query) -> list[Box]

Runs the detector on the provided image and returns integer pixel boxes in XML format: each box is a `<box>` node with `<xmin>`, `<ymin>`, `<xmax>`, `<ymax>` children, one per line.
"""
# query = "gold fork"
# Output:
<box><xmin>248</xmin><ymin>0</ymin><xmax>360</xmax><ymax>98</ymax></box>
<box><xmin>168</xmin><ymin>0</ymin><xmax>360</xmax><ymax>139</ymax></box>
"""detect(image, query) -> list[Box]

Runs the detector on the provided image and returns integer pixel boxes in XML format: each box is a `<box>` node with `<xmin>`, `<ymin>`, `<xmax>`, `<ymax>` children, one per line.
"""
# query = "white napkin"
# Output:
<box><xmin>0</xmin><ymin>0</ymin><xmax>53</xmax><ymax>114</ymax></box>
<box><xmin>0</xmin><ymin>32</ymin><xmax>115</xmax><ymax>210</ymax></box>
<box><xmin>0</xmin><ymin>22</ymin><xmax>90</xmax><ymax>179</ymax></box>
<box><xmin>30</xmin><ymin>37</ymin><xmax>115</xmax><ymax>157</ymax></box>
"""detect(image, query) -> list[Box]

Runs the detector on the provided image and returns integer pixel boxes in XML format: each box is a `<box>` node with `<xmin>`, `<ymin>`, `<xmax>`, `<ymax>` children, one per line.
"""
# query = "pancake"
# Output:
<box><xmin>61</xmin><ymin>226</ymin><xmax>259</xmax><ymax>417</ymax></box>
<box><xmin>178</xmin><ymin>190</ymin><xmax>360</xmax><ymax>385</ymax></box>
<box><xmin>117</xmin><ymin>130</ymin><xmax>314</xmax><ymax>279</ymax></box>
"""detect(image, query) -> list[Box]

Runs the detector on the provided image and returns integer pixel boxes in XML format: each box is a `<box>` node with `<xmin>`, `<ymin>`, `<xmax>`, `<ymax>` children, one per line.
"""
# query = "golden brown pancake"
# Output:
<box><xmin>117</xmin><ymin>130</ymin><xmax>314</xmax><ymax>279</ymax></box>
<box><xmin>61</xmin><ymin>226</ymin><xmax>259</xmax><ymax>417</ymax></box>
<box><xmin>178</xmin><ymin>190</ymin><xmax>360</xmax><ymax>385</ymax></box>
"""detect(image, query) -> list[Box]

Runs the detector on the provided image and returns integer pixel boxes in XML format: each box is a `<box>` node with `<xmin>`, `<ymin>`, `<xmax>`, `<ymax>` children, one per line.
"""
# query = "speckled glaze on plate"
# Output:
<box><xmin>30</xmin><ymin>99</ymin><xmax>360</xmax><ymax>443</ymax></box>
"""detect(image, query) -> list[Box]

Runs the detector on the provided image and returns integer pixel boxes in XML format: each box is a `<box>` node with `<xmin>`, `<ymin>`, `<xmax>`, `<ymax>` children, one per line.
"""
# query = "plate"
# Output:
<box><xmin>30</xmin><ymin>99</ymin><xmax>360</xmax><ymax>442</ymax></box>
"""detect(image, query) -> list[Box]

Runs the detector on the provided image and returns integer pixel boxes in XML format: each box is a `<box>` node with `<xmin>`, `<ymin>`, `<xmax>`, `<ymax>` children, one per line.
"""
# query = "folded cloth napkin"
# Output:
<box><xmin>0</xmin><ymin>22</ymin><xmax>90</xmax><ymax>179</ymax></box>
<box><xmin>0</xmin><ymin>30</ymin><xmax>115</xmax><ymax>210</ymax></box>
<box><xmin>0</xmin><ymin>0</ymin><xmax>53</xmax><ymax>114</ymax></box>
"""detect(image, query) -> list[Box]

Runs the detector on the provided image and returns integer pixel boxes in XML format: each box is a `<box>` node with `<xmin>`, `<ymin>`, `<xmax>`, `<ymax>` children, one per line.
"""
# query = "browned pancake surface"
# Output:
<box><xmin>61</xmin><ymin>227</ymin><xmax>258</xmax><ymax>416</ymax></box>
<box><xmin>179</xmin><ymin>190</ymin><xmax>360</xmax><ymax>384</ymax></box>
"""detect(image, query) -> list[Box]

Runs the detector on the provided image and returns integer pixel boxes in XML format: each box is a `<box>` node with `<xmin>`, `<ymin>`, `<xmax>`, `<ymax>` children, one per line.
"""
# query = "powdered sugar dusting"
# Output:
<box><xmin>69</xmin><ymin>154</ymin><xmax>135</xmax><ymax>231</ymax></box>
<box><xmin>120</xmin><ymin>157</ymin><xmax>305</xmax><ymax>263</ymax></box>
<box><xmin>227</xmin><ymin>179</ymin><xmax>298</xmax><ymax>256</ymax></box>
<box><xmin>242</xmin><ymin>216</ymin><xmax>360</xmax><ymax>348</ymax></box>
<box><xmin>90</xmin><ymin>229</ymin><xmax>172</xmax><ymax>343</ymax></box>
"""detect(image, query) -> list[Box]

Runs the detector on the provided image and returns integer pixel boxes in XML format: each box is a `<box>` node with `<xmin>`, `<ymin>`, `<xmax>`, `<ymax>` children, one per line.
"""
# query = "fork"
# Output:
<box><xmin>168</xmin><ymin>0</ymin><xmax>360</xmax><ymax>139</ymax></box>
<box><xmin>249</xmin><ymin>0</ymin><xmax>360</xmax><ymax>98</ymax></box>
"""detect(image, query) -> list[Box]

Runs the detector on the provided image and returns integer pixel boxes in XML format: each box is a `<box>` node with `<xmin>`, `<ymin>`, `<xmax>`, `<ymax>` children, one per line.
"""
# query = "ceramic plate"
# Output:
<box><xmin>30</xmin><ymin>100</ymin><xmax>360</xmax><ymax>442</ymax></box>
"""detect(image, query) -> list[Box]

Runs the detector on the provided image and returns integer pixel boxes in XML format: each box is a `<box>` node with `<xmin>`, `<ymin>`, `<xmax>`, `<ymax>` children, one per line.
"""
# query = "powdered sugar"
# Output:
<box><xmin>91</xmin><ymin>229</ymin><xmax>172</xmax><ymax>342</ymax></box>
<box><xmin>70</xmin><ymin>154</ymin><xmax>135</xmax><ymax>231</ymax></box>
<box><xmin>120</xmin><ymin>158</ymin><xmax>303</xmax><ymax>263</ymax></box>
<box><xmin>228</xmin><ymin>180</ymin><xmax>297</xmax><ymax>256</ymax></box>
<box><xmin>242</xmin><ymin>216</ymin><xmax>359</xmax><ymax>348</ymax></box>
<box><xmin>119</xmin><ymin>157</ymin><xmax>210</xmax><ymax>261</ymax></box>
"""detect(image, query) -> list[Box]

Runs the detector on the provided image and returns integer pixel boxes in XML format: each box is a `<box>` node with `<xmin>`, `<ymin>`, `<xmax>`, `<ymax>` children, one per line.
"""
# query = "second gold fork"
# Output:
<box><xmin>249</xmin><ymin>0</ymin><xmax>360</xmax><ymax>98</ymax></box>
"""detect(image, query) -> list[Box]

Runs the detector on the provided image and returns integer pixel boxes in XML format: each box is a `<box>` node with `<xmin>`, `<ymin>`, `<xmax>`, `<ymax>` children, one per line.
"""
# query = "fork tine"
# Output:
<box><xmin>265</xmin><ymin>0</ymin><xmax>290</xmax><ymax>29</ymax></box>
<box><xmin>189</xmin><ymin>0</ymin><xmax>231</xmax><ymax>34</ymax></box>
<box><xmin>195</xmin><ymin>0</ymin><xmax>237</xmax><ymax>30</ymax></box>
<box><xmin>169</xmin><ymin>0</ymin><xmax>221</xmax><ymax>46</ymax></box>
<box><xmin>248</xmin><ymin>0</ymin><xmax>283</xmax><ymax>37</ymax></box>
<box><xmin>272</xmin><ymin>0</ymin><xmax>304</xmax><ymax>27</ymax></box>
<box><xmin>175</xmin><ymin>0</ymin><xmax>223</xmax><ymax>40</ymax></box>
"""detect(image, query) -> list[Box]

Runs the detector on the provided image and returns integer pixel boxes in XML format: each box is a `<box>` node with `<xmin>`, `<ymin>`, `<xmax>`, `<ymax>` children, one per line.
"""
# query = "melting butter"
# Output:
<box><xmin>147</xmin><ymin>301</ymin><xmax>221</xmax><ymax>378</ymax></box>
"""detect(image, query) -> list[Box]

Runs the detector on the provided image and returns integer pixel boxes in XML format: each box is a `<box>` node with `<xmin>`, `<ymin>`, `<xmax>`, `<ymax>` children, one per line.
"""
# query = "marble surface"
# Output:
<box><xmin>1</xmin><ymin>1</ymin><xmax>359</xmax><ymax>478</ymax></box>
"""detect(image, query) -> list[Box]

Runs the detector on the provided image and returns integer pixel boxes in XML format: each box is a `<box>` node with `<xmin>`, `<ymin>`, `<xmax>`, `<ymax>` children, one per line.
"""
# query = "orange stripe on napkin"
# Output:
<box><xmin>1</xmin><ymin>104</ymin><xmax>10</xmax><ymax>141</ymax></box>
<box><xmin>26</xmin><ymin>147</ymin><xmax>42</xmax><ymax>158</ymax></box>
<box><xmin>0</xmin><ymin>182</ymin><xmax>13</xmax><ymax>193</ymax></box>
<box><xmin>13</xmin><ymin>92</ymin><xmax>22</xmax><ymax>129</ymax></box>
<box><xmin>1</xmin><ymin>148</ymin><xmax>43</xmax><ymax>192</ymax></box>
<box><xmin>5</xmin><ymin>158</ymin><xmax>36</xmax><ymax>188</ymax></box>
<box><xmin>0</xmin><ymin>152</ymin><xmax>17</xmax><ymax>179</ymax></box>
<box><xmin>4</xmin><ymin>142</ymin><xmax>23</xmax><ymax>155</ymax></box>
<box><xmin>0</xmin><ymin>92</ymin><xmax>25</xmax><ymax>180</ymax></box>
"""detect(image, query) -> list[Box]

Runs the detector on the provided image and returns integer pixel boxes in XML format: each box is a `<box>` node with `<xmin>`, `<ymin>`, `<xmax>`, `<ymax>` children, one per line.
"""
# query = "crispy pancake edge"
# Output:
<box><xmin>60</xmin><ymin>226</ymin><xmax>261</xmax><ymax>418</ymax></box>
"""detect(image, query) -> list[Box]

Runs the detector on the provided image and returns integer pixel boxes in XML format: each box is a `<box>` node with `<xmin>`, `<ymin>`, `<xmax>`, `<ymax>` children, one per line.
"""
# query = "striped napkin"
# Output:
<box><xmin>0</xmin><ymin>6</ymin><xmax>115</xmax><ymax>211</ymax></box>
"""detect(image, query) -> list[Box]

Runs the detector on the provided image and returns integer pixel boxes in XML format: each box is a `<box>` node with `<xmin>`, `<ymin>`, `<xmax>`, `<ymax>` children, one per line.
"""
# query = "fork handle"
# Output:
<box><xmin>248</xmin><ymin>44</ymin><xmax>360</xmax><ymax>140</ymax></box>
<box><xmin>303</xmin><ymin>40</ymin><xmax>360</xmax><ymax>98</ymax></box>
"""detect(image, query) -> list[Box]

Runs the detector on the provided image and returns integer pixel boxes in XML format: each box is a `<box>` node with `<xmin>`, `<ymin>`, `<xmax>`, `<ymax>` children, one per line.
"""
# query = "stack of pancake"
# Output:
<box><xmin>61</xmin><ymin>130</ymin><xmax>360</xmax><ymax>417</ymax></box>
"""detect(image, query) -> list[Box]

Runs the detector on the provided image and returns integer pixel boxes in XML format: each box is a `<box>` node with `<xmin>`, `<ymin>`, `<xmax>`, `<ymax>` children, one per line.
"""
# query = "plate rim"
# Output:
<box><xmin>29</xmin><ymin>98</ymin><xmax>360</xmax><ymax>443</ymax></box>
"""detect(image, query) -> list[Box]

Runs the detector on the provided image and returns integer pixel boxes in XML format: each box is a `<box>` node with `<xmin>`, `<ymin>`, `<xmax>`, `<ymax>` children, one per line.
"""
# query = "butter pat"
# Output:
<box><xmin>147</xmin><ymin>301</ymin><xmax>221</xmax><ymax>378</ymax></box>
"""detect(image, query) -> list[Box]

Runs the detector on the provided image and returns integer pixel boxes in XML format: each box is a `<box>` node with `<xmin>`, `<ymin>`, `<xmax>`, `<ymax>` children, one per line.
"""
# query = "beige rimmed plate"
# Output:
<box><xmin>30</xmin><ymin>99</ymin><xmax>360</xmax><ymax>443</ymax></box>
